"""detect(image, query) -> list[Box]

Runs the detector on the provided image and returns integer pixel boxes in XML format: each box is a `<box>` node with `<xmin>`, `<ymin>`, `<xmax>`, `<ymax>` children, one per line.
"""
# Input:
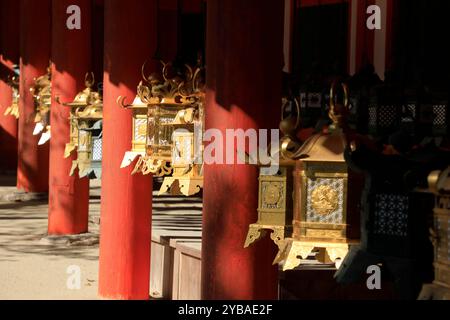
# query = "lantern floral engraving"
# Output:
<box><xmin>30</xmin><ymin>65</ymin><xmax>52</xmax><ymax>145</ymax></box>
<box><xmin>119</xmin><ymin>61</ymin><xmax>205</xmax><ymax>196</ymax></box>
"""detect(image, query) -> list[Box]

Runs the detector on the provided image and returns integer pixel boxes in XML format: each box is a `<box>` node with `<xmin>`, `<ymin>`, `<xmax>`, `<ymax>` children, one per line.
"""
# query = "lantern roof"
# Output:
<box><xmin>140</xmin><ymin>61</ymin><xmax>205</xmax><ymax>107</ymax></box>
<box><xmin>59</xmin><ymin>73</ymin><xmax>101</xmax><ymax>108</ymax></box>
<box><xmin>76</xmin><ymin>101</ymin><xmax>103</xmax><ymax>120</ymax></box>
<box><xmin>292</xmin><ymin>129</ymin><xmax>346</xmax><ymax>163</ymax></box>
<box><xmin>65</xmin><ymin>87</ymin><xmax>96</xmax><ymax>106</ymax></box>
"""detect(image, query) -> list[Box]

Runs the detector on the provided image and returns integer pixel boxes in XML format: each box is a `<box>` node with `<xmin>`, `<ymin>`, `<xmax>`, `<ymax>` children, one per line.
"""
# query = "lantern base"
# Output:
<box><xmin>244</xmin><ymin>224</ymin><xmax>292</xmax><ymax>249</ymax></box>
<box><xmin>418</xmin><ymin>283</ymin><xmax>450</xmax><ymax>300</ymax></box>
<box><xmin>159</xmin><ymin>176</ymin><xmax>203</xmax><ymax>197</ymax></box>
<box><xmin>274</xmin><ymin>238</ymin><xmax>357</xmax><ymax>271</ymax></box>
<box><xmin>120</xmin><ymin>151</ymin><xmax>145</xmax><ymax>168</ymax></box>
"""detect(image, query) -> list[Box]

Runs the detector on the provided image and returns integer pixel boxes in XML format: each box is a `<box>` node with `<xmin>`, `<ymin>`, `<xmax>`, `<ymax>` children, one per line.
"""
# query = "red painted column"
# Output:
<box><xmin>47</xmin><ymin>0</ymin><xmax>91</xmax><ymax>235</ymax></box>
<box><xmin>98</xmin><ymin>0</ymin><xmax>156</xmax><ymax>300</ymax></box>
<box><xmin>355</xmin><ymin>0</ymin><xmax>375</xmax><ymax>72</ymax></box>
<box><xmin>202</xmin><ymin>0</ymin><xmax>283</xmax><ymax>300</ymax></box>
<box><xmin>0</xmin><ymin>0</ymin><xmax>20</xmax><ymax>172</ymax></box>
<box><xmin>17</xmin><ymin>0</ymin><xmax>51</xmax><ymax>192</ymax></box>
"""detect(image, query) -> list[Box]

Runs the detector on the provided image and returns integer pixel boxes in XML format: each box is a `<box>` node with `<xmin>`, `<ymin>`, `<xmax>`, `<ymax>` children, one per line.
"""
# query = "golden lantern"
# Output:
<box><xmin>3</xmin><ymin>74</ymin><xmax>20</xmax><ymax>119</ymax></box>
<box><xmin>57</xmin><ymin>72</ymin><xmax>98</xmax><ymax>158</ymax></box>
<box><xmin>118</xmin><ymin>74</ymin><xmax>155</xmax><ymax>169</ymax></box>
<box><xmin>30</xmin><ymin>65</ymin><xmax>52</xmax><ymax>145</ymax></box>
<box><xmin>69</xmin><ymin>82</ymin><xmax>103</xmax><ymax>179</ymax></box>
<box><xmin>274</xmin><ymin>82</ymin><xmax>361</xmax><ymax>271</ymax></box>
<box><xmin>419</xmin><ymin>167</ymin><xmax>450</xmax><ymax>300</ymax></box>
<box><xmin>244</xmin><ymin>97</ymin><xmax>303</xmax><ymax>249</ymax></box>
<box><xmin>125</xmin><ymin>61</ymin><xmax>205</xmax><ymax>196</ymax></box>
<box><xmin>245</xmin><ymin>166</ymin><xmax>294</xmax><ymax>249</ymax></box>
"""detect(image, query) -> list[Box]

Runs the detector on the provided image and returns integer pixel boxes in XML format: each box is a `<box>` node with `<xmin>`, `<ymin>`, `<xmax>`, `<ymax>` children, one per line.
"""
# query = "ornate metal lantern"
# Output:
<box><xmin>419</xmin><ymin>167</ymin><xmax>450</xmax><ymax>300</ymax></box>
<box><xmin>244</xmin><ymin>97</ymin><xmax>301</xmax><ymax>249</ymax></box>
<box><xmin>244</xmin><ymin>166</ymin><xmax>294</xmax><ymax>249</ymax></box>
<box><xmin>158</xmin><ymin>103</ymin><xmax>204</xmax><ymax>196</ymax></box>
<box><xmin>57</xmin><ymin>73</ymin><xmax>99</xmax><ymax>158</ymax></box>
<box><xmin>121</xmin><ymin>62</ymin><xmax>205</xmax><ymax>196</ymax></box>
<box><xmin>118</xmin><ymin>78</ymin><xmax>154</xmax><ymax>170</ymax></box>
<box><xmin>418</xmin><ymin>92</ymin><xmax>449</xmax><ymax>138</ymax></box>
<box><xmin>367</xmin><ymin>84</ymin><xmax>403</xmax><ymax>137</ymax></box>
<box><xmin>274</xmin><ymin>82</ymin><xmax>362</xmax><ymax>270</ymax></box>
<box><xmin>117</xmin><ymin>82</ymin><xmax>149</xmax><ymax>168</ymax></box>
<box><xmin>3</xmin><ymin>73</ymin><xmax>20</xmax><ymax>119</ymax></box>
<box><xmin>69</xmin><ymin>84</ymin><xmax>103</xmax><ymax>179</ymax></box>
<box><xmin>30</xmin><ymin>65</ymin><xmax>52</xmax><ymax>145</ymax></box>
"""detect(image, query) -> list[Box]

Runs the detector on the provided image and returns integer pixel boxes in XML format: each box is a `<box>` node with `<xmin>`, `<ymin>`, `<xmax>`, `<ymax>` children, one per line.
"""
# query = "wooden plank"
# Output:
<box><xmin>172</xmin><ymin>240</ymin><xmax>202</xmax><ymax>300</ymax></box>
<box><xmin>150</xmin><ymin>193</ymin><xmax>203</xmax><ymax>300</ymax></box>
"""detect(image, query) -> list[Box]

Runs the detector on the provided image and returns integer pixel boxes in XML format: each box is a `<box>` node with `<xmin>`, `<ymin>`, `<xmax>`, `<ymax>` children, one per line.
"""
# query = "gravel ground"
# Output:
<box><xmin>0</xmin><ymin>177</ymin><xmax>101</xmax><ymax>300</ymax></box>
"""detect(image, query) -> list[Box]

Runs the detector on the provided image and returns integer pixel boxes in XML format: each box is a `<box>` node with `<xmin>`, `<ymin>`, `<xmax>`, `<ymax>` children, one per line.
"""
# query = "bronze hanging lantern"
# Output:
<box><xmin>30</xmin><ymin>65</ymin><xmax>52</xmax><ymax>145</ymax></box>
<box><xmin>244</xmin><ymin>97</ymin><xmax>302</xmax><ymax>249</ymax></box>
<box><xmin>3</xmin><ymin>73</ymin><xmax>20</xmax><ymax>119</ymax></box>
<box><xmin>118</xmin><ymin>67</ymin><xmax>156</xmax><ymax>170</ymax></box>
<box><xmin>274</xmin><ymin>82</ymin><xmax>362</xmax><ymax>270</ymax></box>
<box><xmin>69</xmin><ymin>80</ymin><xmax>103</xmax><ymax>179</ymax></box>
<box><xmin>125</xmin><ymin>61</ymin><xmax>205</xmax><ymax>196</ymax></box>
<box><xmin>57</xmin><ymin>72</ymin><xmax>98</xmax><ymax>158</ymax></box>
<box><xmin>419</xmin><ymin>167</ymin><xmax>450</xmax><ymax>300</ymax></box>
<box><xmin>158</xmin><ymin>83</ymin><xmax>205</xmax><ymax>196</ymax></box>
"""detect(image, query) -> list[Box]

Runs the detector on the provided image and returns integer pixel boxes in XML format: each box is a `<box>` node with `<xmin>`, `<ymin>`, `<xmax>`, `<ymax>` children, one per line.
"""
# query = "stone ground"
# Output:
<box><xmin>0</xmin><ymin>175</ymin><xmax>101</xmax><ymax>300</ymax></box>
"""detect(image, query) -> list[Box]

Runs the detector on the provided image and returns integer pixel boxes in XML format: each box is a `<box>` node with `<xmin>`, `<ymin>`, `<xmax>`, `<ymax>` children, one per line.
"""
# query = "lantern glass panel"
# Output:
<box><xmin>172</xmin><ymin>131</ymin><xmax>194</xmax><ymax>166</ymax></box>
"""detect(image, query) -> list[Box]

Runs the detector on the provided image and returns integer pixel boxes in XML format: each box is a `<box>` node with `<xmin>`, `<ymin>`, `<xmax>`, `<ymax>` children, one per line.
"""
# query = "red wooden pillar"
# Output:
<box><xmin>202</xmin><ymin>0</ymin><xmax>284</xmax><ymax>300</ymax></box>
<box><xmin>17</xmin><ymin>0</ymin><xmax>51</xmax><ymax>192</ymax></box>
<box><xmin>98</xmin><ymin>0</ymin><xmax>156</xmax><ymax>300</ymax></box>
<box><xmin>47</xmin><ymin>0</ymin><xmax>91</xmax><ymax>235</ymax></box>
<box><xmin>0</xmin><ymin>0</ymin><xmax>20</xmax><ymax>172</ymax></box>
<box><xmin>355</xmin><ymin>0</ymin><xmax>375</xmax><ymax>73</ymax></box>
